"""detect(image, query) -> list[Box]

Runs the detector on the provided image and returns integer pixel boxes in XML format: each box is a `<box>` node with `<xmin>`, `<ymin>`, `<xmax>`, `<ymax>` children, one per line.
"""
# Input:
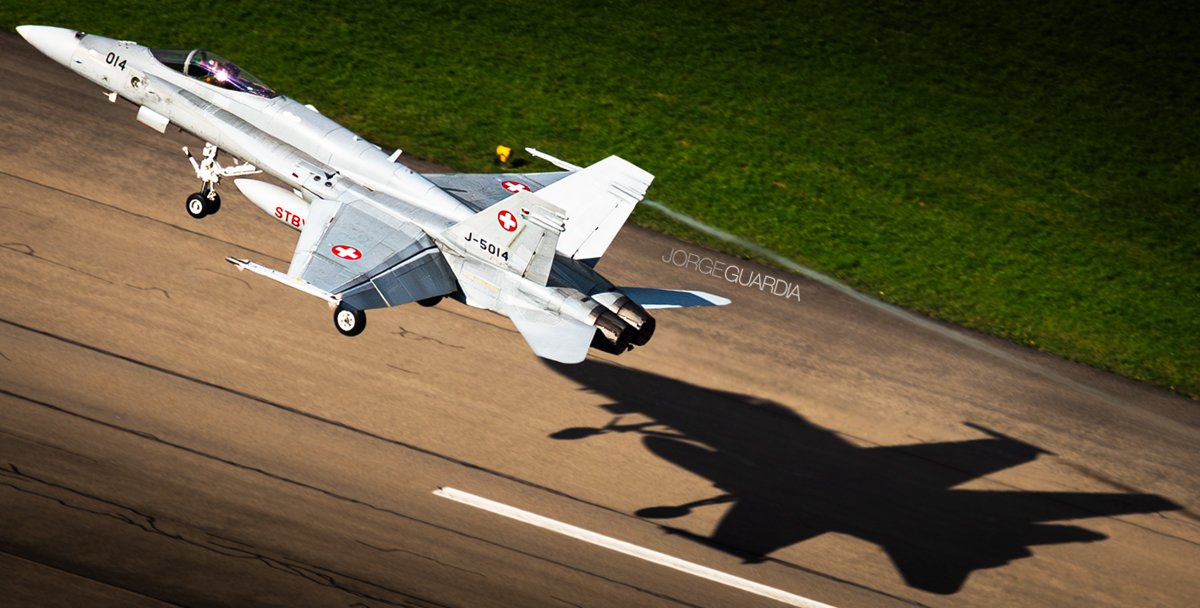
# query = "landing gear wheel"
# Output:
<box><xmin>334</xmin><ymin>304</ymin><xmax>366</xmax><ymax>337</ymax></box>
<box><xmin>186</xmin><ymin>193</ymin><xmax>209</xmax><ymax>219</ymax></box>
<box><xmin>186</xmin><ymin>192</ymin><xmax>221</xmax><ymax>219</ymax></box>
<box><xmin>417</xmin><ymin>296</ymin><xmax>443</xmax><ymax>307</ymax></box>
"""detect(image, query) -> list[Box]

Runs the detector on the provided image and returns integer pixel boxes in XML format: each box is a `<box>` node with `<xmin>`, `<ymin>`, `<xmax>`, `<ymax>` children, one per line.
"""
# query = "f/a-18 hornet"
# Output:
<box><xmin>18</xmin><ymin>25</ymin><xmax>729</xmax><ymax>363</ymax></box>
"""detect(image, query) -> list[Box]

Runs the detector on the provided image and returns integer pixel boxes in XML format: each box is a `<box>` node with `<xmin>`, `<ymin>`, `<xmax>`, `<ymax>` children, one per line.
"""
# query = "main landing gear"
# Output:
<box><xmin>334</xmin><ymin>303</ymin><xmax>366</xmax><ymax>337</ymax></box>
<box><xmin>182</xmin><ymin>142</ymin><xmax>258</xmax><ymax>219</ymax></box>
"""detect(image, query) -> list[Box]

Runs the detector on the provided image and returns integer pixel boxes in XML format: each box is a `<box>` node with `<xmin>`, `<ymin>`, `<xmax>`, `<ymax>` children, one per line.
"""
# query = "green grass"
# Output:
<box><xmin>4</xmin><ymin>1</ymin><xmax>1197</xmax><ymax>397</ymax></box>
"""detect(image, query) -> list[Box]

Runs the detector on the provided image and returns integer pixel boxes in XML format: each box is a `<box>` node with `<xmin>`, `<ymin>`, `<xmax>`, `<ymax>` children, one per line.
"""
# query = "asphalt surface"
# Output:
<box><xmin>1</xmin><ymin>32</ymin><xmax>1198</xmax><ymax>608</ymax></box>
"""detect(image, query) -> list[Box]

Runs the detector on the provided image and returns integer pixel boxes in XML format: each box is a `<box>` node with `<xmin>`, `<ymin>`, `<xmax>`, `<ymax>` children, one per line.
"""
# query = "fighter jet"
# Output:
<box><xmin>16</xmin><ymin>25</ymin><xmax>729</xmax><ymax>363</ymax></box>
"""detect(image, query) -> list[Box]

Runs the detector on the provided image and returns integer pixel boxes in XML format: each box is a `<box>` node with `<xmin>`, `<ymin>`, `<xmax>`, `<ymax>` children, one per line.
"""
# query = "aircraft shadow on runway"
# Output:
<box><xmin>546</xmin><ymin>361</ymin><xmax>1180</xmax><ymax>595</ymax></box>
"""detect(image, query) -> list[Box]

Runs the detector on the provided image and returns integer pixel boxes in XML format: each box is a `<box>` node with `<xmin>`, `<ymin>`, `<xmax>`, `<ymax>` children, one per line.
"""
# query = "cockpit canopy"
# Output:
<box><xmin>150</xmin><ymin>48</ymin><xmax>277</xmax><ymax>98</ymax></box>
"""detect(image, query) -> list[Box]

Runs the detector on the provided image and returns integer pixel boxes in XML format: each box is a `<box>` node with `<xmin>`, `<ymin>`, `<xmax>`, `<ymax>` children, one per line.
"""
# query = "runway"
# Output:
<box><xmin>1</xmin><ymin>32</ymin><xmax>1198</xmax><ymax>607</ymax></box>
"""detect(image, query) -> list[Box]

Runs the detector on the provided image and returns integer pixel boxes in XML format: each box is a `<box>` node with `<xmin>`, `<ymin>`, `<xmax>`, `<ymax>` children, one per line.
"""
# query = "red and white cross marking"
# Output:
<box><xmin>501</xmin><ymin>180</ymin><xmax>530</xmax><ymax>194</ymax></box>
<box><xmin>497</xmin><ymin>210</ymin><xmax>519</xmax><ymax>232</ymax></box>
<box><xmin>332</xmin><ymin>244</ymin><xmax>362</xmax><ymax>260</ymax></box>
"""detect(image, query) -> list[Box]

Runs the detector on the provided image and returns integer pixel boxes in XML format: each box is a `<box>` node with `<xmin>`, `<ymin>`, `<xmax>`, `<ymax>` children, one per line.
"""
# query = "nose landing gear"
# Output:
<box><xmin>182</xmin><ymin>142</ymin><xmax>258</xmax><ymax>219</ymax></box>
<box><xmin>185</xmin><ymin>190</ymin><xmax>220</xmax><ymax>219</ymax></box>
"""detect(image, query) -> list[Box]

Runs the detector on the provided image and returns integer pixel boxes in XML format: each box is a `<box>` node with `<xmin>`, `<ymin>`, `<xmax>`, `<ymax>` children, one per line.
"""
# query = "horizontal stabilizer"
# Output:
<box><xmin>509</xmin><ymin>308</ymin><xmax>596</xmax><ymax>363</ymax></box>
<box><xmin>620</xmin><ymin>288</ymin><xmax>731</xmax><ymax>309</ymax></box>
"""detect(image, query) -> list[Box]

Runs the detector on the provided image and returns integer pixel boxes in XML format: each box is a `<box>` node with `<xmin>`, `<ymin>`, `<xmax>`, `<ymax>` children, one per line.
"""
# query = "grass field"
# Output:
<box><xmin>3</xmin><ymin>1</ymin><xmax>1196</xmax><ymax>397</ymax></box>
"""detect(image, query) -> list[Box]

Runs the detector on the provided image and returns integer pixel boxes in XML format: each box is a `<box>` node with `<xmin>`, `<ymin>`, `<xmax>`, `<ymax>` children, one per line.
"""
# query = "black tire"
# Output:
<box><xmin>206</xmin><ymin>192</ymin><xmax>221</xmax><ymax>215</ymax></box>
<box><xmin>333</xmin><ymin>304</ymin><xmax>366</xmax><ymax>337</ymax></box>
<box><xmin>186</xmin><ymin>193</ymin><xmax>208</xmax><ymax>219</ymax></box>
<box><xmin>417</xmin><ymin>295</ymin><xmax>443</xmax><ymax>307</ymax></box>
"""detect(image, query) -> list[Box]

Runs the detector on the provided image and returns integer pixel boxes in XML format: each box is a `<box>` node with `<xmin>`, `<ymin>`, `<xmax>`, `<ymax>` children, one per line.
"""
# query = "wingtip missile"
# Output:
<box><xmin>525</xmin><ymin>148</ymin><xmax>582</xmax><ymax>172</ymax></box>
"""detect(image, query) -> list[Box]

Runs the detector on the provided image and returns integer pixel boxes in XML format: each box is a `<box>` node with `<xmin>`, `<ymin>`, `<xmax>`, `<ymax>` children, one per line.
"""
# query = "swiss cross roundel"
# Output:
<box><xmin>497</xmin><ymin>210</ymin><xmax>519</xmax><ymax>232</ymax></box>
<box><xmin>332</xmin><ymin>244</ymin><xmax>362</xmax><ymax>260</ymax></box>
<box><xmin>501</xmin><ymin>180</ymin><xmax>530</xmax><ymax>194</ymax></box>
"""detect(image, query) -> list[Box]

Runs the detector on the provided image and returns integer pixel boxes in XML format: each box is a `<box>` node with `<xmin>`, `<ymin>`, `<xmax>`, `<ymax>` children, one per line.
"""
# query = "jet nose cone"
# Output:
<box><xmin>16</xmin><ymin>25</ymin><xmax>80</xmax><ymax>68</ymax></box>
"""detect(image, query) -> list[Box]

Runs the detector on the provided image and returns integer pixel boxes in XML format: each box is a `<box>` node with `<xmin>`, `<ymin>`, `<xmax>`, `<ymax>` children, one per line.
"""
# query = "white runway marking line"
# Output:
<box><xmin>433</xmin><ymin>487</ymin><xmax>837</xmax><ymax>608</ymax></box>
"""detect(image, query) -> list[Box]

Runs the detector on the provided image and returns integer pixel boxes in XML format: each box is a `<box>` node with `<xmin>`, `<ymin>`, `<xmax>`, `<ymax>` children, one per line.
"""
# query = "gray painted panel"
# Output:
<box><xmin>424</xmin><ymin>171</ymin><xmax>571</xmax><ymax>212</ymax></box>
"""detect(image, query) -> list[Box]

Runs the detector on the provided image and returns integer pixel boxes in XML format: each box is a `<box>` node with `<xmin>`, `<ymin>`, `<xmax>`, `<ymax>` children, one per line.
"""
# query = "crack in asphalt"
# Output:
<box><xmin>0</xmin><ymin>546</ymin><xmax>186</xmax><ymax>607</ymax></box>
<box><xmin>194</xmin><ymin>266</ymin><xmax>252</xmax><ymax>290</ymax></box>
<box><xmin>126</xmin><ymin>283</ymin><xmax>172</xmax><ymax>300</ymax></box>
<box><xmin>391</xmin><ymin>324</ymin><xmax>465</xmax><ymax>350</ymax></box>
<box><xmin>355</xmin><ymin>540</ymin><xmax>486</xmax><ymax>578</ymax></box>
<box><xmin>0</xmin><ymin>428</ymin><xmax>99</xmax><ymax>463</ymax></box>
<box><xmin>1060</xmin><ymin>462</ymin><xmax>1200</xmax><ymax>533</ymax></box>
<box><xmin>551</xmin><ymin>595</ymin><xmax>586</xmax><ymax>608</ymax></box>
<box><xmin>0</xmin><ymin>202</ymin><xmax>41</xmax><ymax>217</ymax></box>
<box><xmin>1</xmin><ymin>241</ymin><xmax>113</xmax><ymax>284</ymax></box>
<box><xmin>0</xmin><ymin>170</ymin><xmax>290</xmax><ymax>265</ymax></box>
<box><xmin>0</xmin><ymin>386</ymin><xmax>704</xmax><ymax>608</ymax></box>
<box><xmin>0</xmin><ymin>463</ymin><xmax>444</xmax><ymax>608</ymax></box>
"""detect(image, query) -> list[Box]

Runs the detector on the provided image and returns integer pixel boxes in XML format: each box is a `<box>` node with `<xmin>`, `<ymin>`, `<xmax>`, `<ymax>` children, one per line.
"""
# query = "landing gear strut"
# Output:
<box><xmin>334</xmin><ymin>303</ymin><xmax>366</xmax><ymax>337</ymax></box>
<box><xmin>182</xmin><ymin>142</ymin><xmax>258</xmax><ymax>219</ymax></box>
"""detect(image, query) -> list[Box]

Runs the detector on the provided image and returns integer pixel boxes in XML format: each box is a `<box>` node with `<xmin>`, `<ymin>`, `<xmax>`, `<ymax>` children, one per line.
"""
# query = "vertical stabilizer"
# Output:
<box><xmin>534</xmin><ymin>156</ymin><xmax>654</xmax><ymax>262</ymax></box>
<box><xmin>444</xmin><ymin>191</ymin><xmax>566</xmax><ymax>285</ymax></box>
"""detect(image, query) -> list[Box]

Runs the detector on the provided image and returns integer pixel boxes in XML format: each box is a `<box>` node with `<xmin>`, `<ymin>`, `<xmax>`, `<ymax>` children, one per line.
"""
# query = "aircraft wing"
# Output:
<box><xmin>288</xmin><ymin>195</ymin><xmax>457</xmax><ymax>310</ymax></box>
<box><xmin>423</xmin><ymin>171</ymin><xmax>572</xmax><ymax>212</ymax></box>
